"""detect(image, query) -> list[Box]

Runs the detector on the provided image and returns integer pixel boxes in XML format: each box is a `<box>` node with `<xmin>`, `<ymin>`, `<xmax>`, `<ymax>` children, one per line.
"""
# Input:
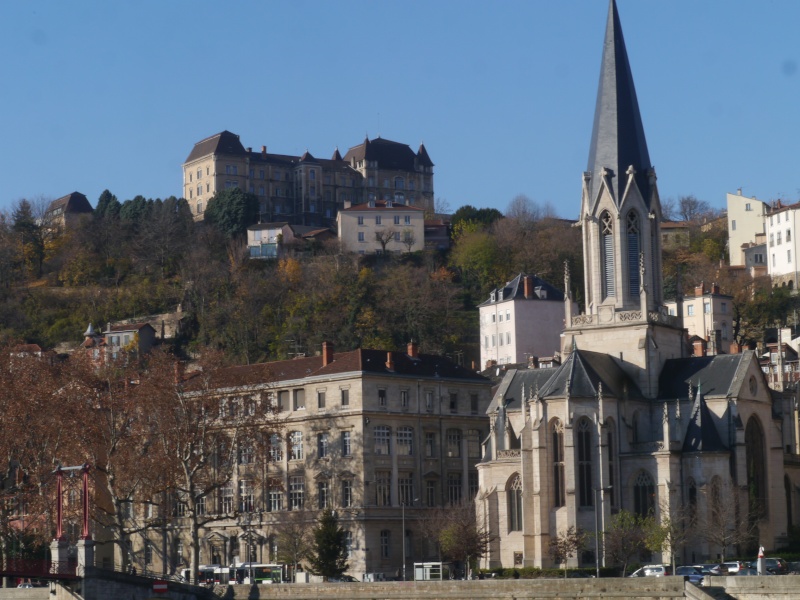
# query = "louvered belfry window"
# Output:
<box><xmin>601</xmin><ymin>212</ymin><xmax>615</xmax><ymax>298</ymax></box>
<box><xmin>626</xmin><ymin>212</ymin><xmax>640</xmax><ymax>297</ymax></box>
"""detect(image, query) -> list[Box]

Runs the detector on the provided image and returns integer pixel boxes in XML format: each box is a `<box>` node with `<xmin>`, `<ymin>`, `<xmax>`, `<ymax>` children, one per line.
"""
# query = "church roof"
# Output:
<box><xmin>586</xmin><ymin>0</ymin><xmax>652</xmax><ymax>208</ymax></box>
<box><xmin>538</xmin><ymin>348</ymin><xmax>645</xmax><ymax>400</ymax></box>
<box><xmin>487</xmin><ymin>367</ymin><xmax>558</xmax><ymax>413</ymax></box>
<box><xmin>658</xmin><ymin>353</ymin><xmax>749</xmax><ymax>399</ymax></box>
<box><xmin>682</xmin><ymin>389</ymin><xmax>727</xmax><ymax>452</ymax></box>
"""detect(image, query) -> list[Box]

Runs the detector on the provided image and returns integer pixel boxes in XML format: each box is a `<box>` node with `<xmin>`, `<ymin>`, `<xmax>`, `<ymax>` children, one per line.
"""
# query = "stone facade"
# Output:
<box><xmin>337</xmin><ymin>200</ymin><xmax>425</xmax><ymax>255</ymax></box>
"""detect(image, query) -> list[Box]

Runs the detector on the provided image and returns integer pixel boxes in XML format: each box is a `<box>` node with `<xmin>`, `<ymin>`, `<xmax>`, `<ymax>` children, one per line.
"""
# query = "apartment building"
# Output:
<box><xmin>124</xmin><ymin>342</ymin><xmax>490</xmax><ymax>580</ymax></box>
<box><xmin>182</xmin><ymin>132</ymin><xmax>433</xmax><ymax>228</ymax></box>
<box><xmin>766</xmin><ymin>201</ymin><xmax>800</xmax><ymax>289</ymax></box>
<box><xmin>727</xmin><ymin>190</ymin><xmax>768</xmax><ymax>267</ymax></box>
<box><xmin>666</xmin><ymin>283</ymin><xmax>734</xmax><ymax>354</ymax></box>
<box><xmin>337</xmin><ymin>199</ymin><xmax>425</xmax><ymax>255</ymax></box>
<box><xmin>478</xmin><ymin>274</ymin><xmax>574</xmax><ymax>369</ymax></box>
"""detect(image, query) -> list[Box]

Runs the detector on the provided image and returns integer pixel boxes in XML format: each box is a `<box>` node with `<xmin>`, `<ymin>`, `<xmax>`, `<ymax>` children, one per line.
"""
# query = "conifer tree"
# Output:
<box><xmin>307</xmin><ymin>508</ymin><xmax>349</xmax><ymax>579</ymax></box>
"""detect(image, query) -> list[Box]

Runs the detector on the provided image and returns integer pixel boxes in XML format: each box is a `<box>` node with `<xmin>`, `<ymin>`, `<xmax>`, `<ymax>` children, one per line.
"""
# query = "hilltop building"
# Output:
<box><xmin>44</xmin><ymin>191</ymin><xmax>93</xmax><ymax>233</ymax></box>
<box><xmin>727</xmin><ymin>190</ymin><xmax>768</xmax><ymax>267</ymax></box>
<box><xmin>337</xmin><ymin>199</ymin><xmax>426</xmax><ymax>255</ymax></box>
<box><xmin>665</xmin><ymin>283</ymin><xmax>735</xmax><ymax>355</ymax></box>
<box><xmin>477</xmin><ymin>0</ymin><xmax>800</xmax><ymax>571</ymax></box>
<box><xmin>182</xmin><ymin>132</ymin><xmax>433</xmax><ymax>228</ymax></box>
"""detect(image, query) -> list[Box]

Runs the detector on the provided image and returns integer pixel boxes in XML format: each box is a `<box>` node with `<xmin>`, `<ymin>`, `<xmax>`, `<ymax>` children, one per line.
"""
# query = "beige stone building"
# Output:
<box><xmin>665</xmin><ymin>283</ymin><xmax>734</xmax><ymax>355</ymax></box>
<box><xmin>477</xmin><ymin>0</ymin><xmax>800</xmax><ymax>571</ymax></box>
<box><xmin>122</xmin><ymin>343</ymin><xmax>490</xmax><ymax>580</ymax></box>
<box><xmin>182</xmin><ymin>132</ymin><xmax>433</xmax><ymax>228</ymax></box>
<box><xmin>337</xmin><ymin>200</ymin><xmax>425</xmax><ymax>255</ymax></box>
<box><xmin>727</xmin><ymin>190</ymin><xmax>768</xmax><ymax>267</ymax></box>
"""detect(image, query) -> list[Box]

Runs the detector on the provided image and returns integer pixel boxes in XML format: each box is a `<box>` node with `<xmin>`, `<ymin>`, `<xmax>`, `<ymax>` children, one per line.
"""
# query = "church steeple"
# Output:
<box><xmin>586</xmin><ymin>0</ymin><xmax>652</xmax><ymax>208</ymax></box>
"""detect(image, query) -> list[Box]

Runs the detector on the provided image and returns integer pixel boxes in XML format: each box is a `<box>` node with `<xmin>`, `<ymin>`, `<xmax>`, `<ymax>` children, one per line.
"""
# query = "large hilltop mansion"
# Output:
<box><xmin>182</xmin><ymin>132</ymin><xmax>434</xmax><ymax>228</ymax></box>
<box><xmin>476</xmin><ymin>0</ymin><xmax>800</xmax><ymax>570</ymax></box>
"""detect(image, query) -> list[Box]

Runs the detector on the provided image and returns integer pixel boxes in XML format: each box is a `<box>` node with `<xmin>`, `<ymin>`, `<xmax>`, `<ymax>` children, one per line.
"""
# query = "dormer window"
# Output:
<box><xmin>490</xmin><ymin>291</ymin><xmax>496</xmax><ymax>302</ymax></box>
<box><xmin>498</xmin><ymin>290</ymin><xmax>504</xmax><ymax>301</ymax></box>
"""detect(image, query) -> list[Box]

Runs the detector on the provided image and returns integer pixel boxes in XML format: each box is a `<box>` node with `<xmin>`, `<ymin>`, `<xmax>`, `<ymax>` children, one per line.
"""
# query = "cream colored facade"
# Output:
<box><xmin>119</xmin><ymin>344</ymin><xmax>490</xmax><ymax>580</ymax></box>
<box><xmin>337</xmin><ymin>200</ymin><xmax>425</xmax><ymax>255</ymax></box>
<box><xmin>727</xmin><ymin>190</ymin><xmax>768</xmax><ymax>267</ymax></box>
<box><xmin>665</xmin><ymin>284</ymin><xmax>734</xmax><ymax>354</ymax></box>
<box><xmin>766</xmin><ymin>202</ymin><xmax>800</xmax><ymax>289</ymax></box>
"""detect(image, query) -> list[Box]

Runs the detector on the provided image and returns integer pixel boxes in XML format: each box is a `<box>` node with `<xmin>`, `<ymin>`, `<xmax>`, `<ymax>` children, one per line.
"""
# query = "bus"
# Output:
<box><xmin>231</xmin><ymin>563</ymin><xmax>285</xmax><ymax>584</ymax></box>
<box><xmin>180</xmin><ymin>564</ymin><xmax>220</xmax><ymax>585</ymax></box>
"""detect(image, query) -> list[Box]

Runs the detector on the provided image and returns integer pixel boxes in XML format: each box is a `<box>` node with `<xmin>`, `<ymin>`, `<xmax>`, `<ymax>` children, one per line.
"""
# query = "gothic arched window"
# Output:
<box><xmin>633</xmin><ymin>470</ymin><xmax>655</xmax><ymax>517</ymax></box>
<box><xmin>507</xmin><ymin>475</ymin><xmax>523</xmax><ymax>532</ymax></box>
<box><xmin>687</xmin><ymin>477</ymin><xmax>697</xmax><ymax>525</ymax></box>
<box><xmin>626</xmin><ymin>211</ymin><xmax>641</xmax><ymax>297</ymax></box>
<box><xmin>551</xmin><ymin>419</ymin><xmax>565</xmax><ymax>507</ymax></box>
<box><xmin>577</xmin><ymin>418</ymin><xmax>593</xmax><ymax>507</ymax></box>
<box><xmin>746</xmin><ymin>416</ymin><xmax>767</xmax><ymax>517</ymax></box>
<box><xmin>601</xmin><ymin>212</ymin><xmax>615</xmax><ymax>298</ymax></box>
<box><xmin>606</xmin><ymin>422</ymin><xmax>617</xmax><ymax>507</ymax></box>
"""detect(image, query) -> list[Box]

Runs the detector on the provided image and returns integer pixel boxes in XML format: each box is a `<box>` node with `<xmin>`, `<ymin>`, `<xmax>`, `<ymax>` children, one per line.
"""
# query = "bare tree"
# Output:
<box><xmin>400</xmin><ymin>229</ymin><xmax>416</xmax><ymax>253</ymax></box>
<box><xmin>416</xmin><ymin>501</ymin><xmax>492</xmax><ymax>578</ymax></box>
<box><xmin>548</xmin><ymin>526</ymin><xmax>586</xmax><ymax>577</ymax></box>
<box><xmin>375</xmin><ymin>229</ymin><xmax>398</xmax><ymax>254</ymax></box>
<box><xmin>678</xmin><ymin>195</ymin><xmax>712</xmax><ymax>223</ymax></box>
<box><xmin>646</xmin><ymin>498</ymin><xmax>692</xmax><ymax>570</ymax></box>
<box><xmin>695</xmin><ymin>480</ymin><xmax>759</xmax><ymax>562</ymax></box>
<box><xmin>275</xmin><ymin>508</ymin><xmax>314</xmax><ymax>581</ymax></box>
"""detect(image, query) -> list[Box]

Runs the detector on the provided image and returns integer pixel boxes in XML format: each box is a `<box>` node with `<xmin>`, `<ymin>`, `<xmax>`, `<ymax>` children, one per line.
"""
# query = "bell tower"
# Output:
<box><xmin>563</xmin><ymin>0</ymin><xmax>685</xmax><ymax>397</ymax></box>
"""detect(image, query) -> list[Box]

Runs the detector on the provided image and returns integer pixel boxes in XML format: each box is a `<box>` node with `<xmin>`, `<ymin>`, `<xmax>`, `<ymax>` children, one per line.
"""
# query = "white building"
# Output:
<box><xmin>478</xmin><ymin>274</ymin><xmax>575</xmax><ymax>369</ymax></box>
<box><xmin>727</xmin><ymin>190</ymin><xmax>768</xmax><ymax>267</ymax></box>
<box><xmin>765</xmin><ymin>201</ymin><xmax>800</xmax><ymax>289</ymax></box>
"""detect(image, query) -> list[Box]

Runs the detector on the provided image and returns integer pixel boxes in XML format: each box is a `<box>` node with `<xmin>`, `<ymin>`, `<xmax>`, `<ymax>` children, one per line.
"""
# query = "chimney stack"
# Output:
<box><xmin>261</xmin><ymin>145</ymin><xmax>267</xmax><ymax>158</ymax></box>
<box><xmin>407</xmin><ymin>341</ymin><xmax>418</xmax><ymax>358</ymax></box>
<box><xmin>711</xmin><ymin>283</ymin><xmax>720</xmax><ymax>295</ymax></box>
<box><xmin>523</xmin><ymin>275</ymin><xmax>533</xmax><ymax>299</ymax></box>
<box><xmin>695</xmin><ymin>283</ymin><xmax>705</xmax><ymax>297</ymax></box>
<box><xmin>385</xmin><ymin>352</ymin><xmax>394</xmax><ymax>370</ymax></box>
<box><xmin>692</xmin><ymin>338</ymin><xmax>708</xmax><ymax>357</ymax></box>
<box><xmin>322</xmin><ymin>341</ymin><xmax>334</xmax><ymax>366</ymax></box>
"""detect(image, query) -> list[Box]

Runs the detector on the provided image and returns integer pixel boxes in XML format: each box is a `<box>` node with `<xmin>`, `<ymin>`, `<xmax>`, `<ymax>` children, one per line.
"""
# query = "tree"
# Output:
<box><xmin>604</xmin><ymin>510</ymin><xmax>653</xmax><ymax>576</ymax></box>
<box><xmin>275</xmin><ymin>508</ymin><xmax>314</xmax><ymax>580</ymax></box>
<box><xmin>548</xmin><ymin>526</ymin><xmax>586</xmax><ymax>578</ymax></box>
<box><xmin>95</xmin><ymin>190</ymin><xmax>121</xmax><ymax>220</ymax></box>
<box><xmin>695</xmin><ymin>480</ymin><xmax>760</xmax><ymax>562</ymax></box>
<box><xmin>11</xmin><ymin>199</ymin><xmax>46</xmax><ymax>278</ymax></box>
<box><xmin>307</xmin><ymin>509</ymin><xmax>349</xmax><ymax>578</ymax></box>
<box><xmin>450</xmin><ymin>204</ymin><xmax>503</xmax><ymax>229</ymax></box>
<box><xmin>204</xmin><ymin>188</ymin><xmax>259</xmax><ymax>239</ymax></box>
<box><xmin>419</xmin><ymin>502</ymin><xmax>492</xmax><ymax>578</ymax></box>
<box><xmin>505</xmin><ymin>194</ymin><xmax>555</xmax><ymax>224</ymax></box>
<box><xmin>375</xmin><ymin>229</ymin><xmax>398</xmax><ymax>254</ymax></box>
<box><xmin>677</xmin><ymin>195</ymin><xmax>712</xmax><ymax>222</ymax></box>
<box><xmin>400</xmin><ymin>229</ymin><xmax>417</xmax><ymax>253</ymax></box>
<box><xmin>646</xmin><ymin>499</ymin><xmax>691</xmax><ymax>570</ymax></box>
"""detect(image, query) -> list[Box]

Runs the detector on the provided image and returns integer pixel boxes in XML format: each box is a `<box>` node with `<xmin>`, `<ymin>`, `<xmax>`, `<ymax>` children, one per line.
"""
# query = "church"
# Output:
<box><xmin>476</xmin><ymin>0</ymin><xmax>800</xmax><ymax>569</ymax></box>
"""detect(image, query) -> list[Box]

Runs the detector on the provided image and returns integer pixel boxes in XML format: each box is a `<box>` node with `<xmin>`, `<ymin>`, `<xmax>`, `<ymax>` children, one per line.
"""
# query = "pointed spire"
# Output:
<box><xmin>331</xmin><ymin>147</ymin><xmax>342</xmax><ymax>161</ymax></box>
<box><xmin>587</xmin><ymin>0</ymin><xmax>652</xmax><ymax>207</ymax></box>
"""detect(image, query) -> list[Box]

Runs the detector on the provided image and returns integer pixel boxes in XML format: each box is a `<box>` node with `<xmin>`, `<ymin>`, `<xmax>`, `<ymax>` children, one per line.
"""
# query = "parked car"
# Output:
<box><xmin>697</xmin><ymin>564</ymin><xmax>725</xmax><ymax>575</ymax></box>
<box><xmin>327</xmin><ymin>575</ymin><xmax>359</xmax><ymax>583</ymax></box>
<box><xmin>723</xmin><ymin>561</ymin><xmax>746</xmax><ymax>574</ymax></box>
<box><xmin>747</xmin><ymin>558</ymin><xmax>789</xmax><ymax>575</ymax></box>
<box><xmin>675</xmin><ymin>566</ymin><xmax>705</xmax><ymax>585</ymax></box>
<box><xmin>629</xmin><ymin>564</ymin><xmax>672</xmax><ymax>578</ymax></box>
<box><xmin>736</xmin><ymin>567</ymin><xmax>773</xmax><ymax>576</ymax></box>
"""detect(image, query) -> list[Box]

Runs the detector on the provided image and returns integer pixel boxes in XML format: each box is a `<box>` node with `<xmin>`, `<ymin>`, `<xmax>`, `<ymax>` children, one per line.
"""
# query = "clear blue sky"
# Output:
<box><xmin>2</xmin><ymin>1</ymin><xmax>799</xmax><ymax>218</ymax></box>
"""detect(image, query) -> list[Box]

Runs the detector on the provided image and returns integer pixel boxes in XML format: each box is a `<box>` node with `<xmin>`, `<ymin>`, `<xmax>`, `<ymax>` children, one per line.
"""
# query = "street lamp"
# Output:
<box><xmin>593</xmin><ymin>486</ymin><xmax>612</xmax><ymax>578</ymax></box>
<box><xmin>401</xmin><ymin>498</ymin><xmax>418</xmax><ymax>581</ymax></box>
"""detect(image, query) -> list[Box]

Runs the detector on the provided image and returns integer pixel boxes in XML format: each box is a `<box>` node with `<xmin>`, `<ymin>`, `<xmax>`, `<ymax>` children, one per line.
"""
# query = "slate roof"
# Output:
<box><xmin>586</xmin><ymin>0</ymin><xmax>653</xmax><ymax>207</ymax></box>
<box><xmin>184</xmin><ymin>348</ymin><xmax>488</xmax><ymax>391</ymax></box>
<box><xmin>340</xmin><ymin>200</ymin><xmax>425</xmax><ymax>213</ymax></box>
<box><xmin>185</xmin><ymin>131</ymin><xmax>247</xmax><ymax>162</ymax></box>
<box><xmin>658</xmin><ymin>353</ymin><xmax>748</xmax><ymax>400</ymax></box>
<box><xmin>487</xmin><ymin>367</ymin><xmax>558</xmax><ymax>412</ymax></box>
<box><xmin>478</xmin><ymin>273</ymin><xmax>564</xmax><ymax>306</ymax></box>
<box><xmin>343</xmin><ymin>137</ymin><xmax>432</xmax><ymax>170</ymax></box>
<box><xmin>538</xmin><ymin>348</ymin><xmax>645</xmax><ymax>400</ymax></box>
<box><xmin>105</xmin><ymin>322</ymin><xmax>155</xmax><ymax>334</ymax></box>
<box><xmin>47</xmin><ymin>192</ymin><xmax>92</xmax><ymax>215</ymax></box>
<box><xmin>682</xmin><ymin>389</ymin><xmax>727</xmax><ymax>452</ymax></box>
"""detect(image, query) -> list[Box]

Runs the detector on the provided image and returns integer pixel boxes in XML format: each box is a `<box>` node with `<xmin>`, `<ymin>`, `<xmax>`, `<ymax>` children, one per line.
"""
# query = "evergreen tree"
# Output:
<box><xmin>95</xmin><ymin>189</ymin><xmax>121</xmax><ymax>219</ymax></box>
<box><xmin>307</xmin><ymin>508</ymin><xmax>348</xmax><ymax>578</ymax></box>
<box><xmin>204</xmin><ymin>188</ymin><xmax>260</xmax><ymax>239</ymax></box>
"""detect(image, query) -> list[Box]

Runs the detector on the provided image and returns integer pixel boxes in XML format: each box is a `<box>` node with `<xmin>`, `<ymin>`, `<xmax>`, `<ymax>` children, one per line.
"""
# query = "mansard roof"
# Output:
<box><xmin>586</xmin><ymin>0</ymin><xmax>652</xmax><ymax>208</ymax></box>
<box><xmin>47</xmin><ymin>192</ymin><xmax>93</xmax><ymax>215</ymax></box>
<box><xmin>478</xmin><ymin>273</ymin><xmax>564</xmax><ymax>307</ymax></box>
<box><xmin>343</xmin><ymin>136</ymin><xmax>431</xmax><ymax>170</ymax></box>
<box><xmin>185</xmin><ymin>130</ymin><xmax>247</xmax><ymax>163</ymax></box>
<box><xmin>538</xmin><ymin>348</ymin><xmax>645</xmax><ymax>400</ymax></box>
<box><xmin>682</xmin><ymin>391</ymin><xmax>727</xmax><ymax>452</ymax></box>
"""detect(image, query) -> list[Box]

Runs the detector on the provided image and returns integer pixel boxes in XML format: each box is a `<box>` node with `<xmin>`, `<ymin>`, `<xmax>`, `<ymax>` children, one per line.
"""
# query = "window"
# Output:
<box><xmin>269</xmin><ymin>433</ymin><xmax>283</xmax><ymax>462</ymax></box>
<box><xmin>239</xmin><ymin>480</ymin><xmax>254</xmax><ymax>513</ymax></box>
<box><xmin>378</xmin><ymin>388</ymin><xmax>387</xmax><ymax>407</ymax></box>
<box><xmin>469</xmin><ymin>471</ymin><xmax>479</xmax><ymax>499</ymax></box>
<box><xmin>394</xmin><ymin>215</ymin><xmax>400</xmax><ymax>225</ymax></box>
<box><xmin>289</xmin><ymin>476</ymin><xmax>305</xmax><ymax>510</ymax></box>
<box><xmin>376</xmin><ymin>216</ymin><xmax>382</xmax><ymax>225</ymax></box>
<box><xmin>145</xmin><ymin>541</ymin><xmax>153</xmax><ymax>565</ymax></box>
<box><xmin>344</xmin><ymin>531</ymin><xmax>352</xmax><ymax>558</ymax></box>
<box><xmin>397</xmin><ymin>427</ymin><xmax>413</xmax><ymax>456</ymax></box>
<box><xmin>380</xmin><ymin>530</ymin><xmax>390</xmax><ymax>559</ymax></box>
<box><xmin>732</xmin><ymin>219</ymin><xmax>737</xmax><ymax>231</ymax></box>
<box><xmin>508</xmin><ymin>475</ymin><xmax>523</xmax><ymax>531</ymax></box>
<box><xmin>746</xmin><ymin>203</ymin><xmax>751</xmax><ymax>211</ymax></box>
<box><xmin>358</xmin><ymin>232</ymin><xmax>365</xmax><ymax>242</ymax></box>
<box><xmin>704</xmin><ymin>302</ymin><xmax>711</xmax><ymax>314</ymax></box>
<box><xmin>576</xmin><ymin>419</ymin><xmax>593</xmax><ymax>507</ymax></box>
<box><xmin>290</xmin><ymin>431</ymin><xmax>304</xmax><ymax>460</ymax></box>
<box><xmin>393</xmin><ymin>474</ymin><xmax>412</xmax><ymax>507</ymax></box>
<box><xmin>341</xmin><ymin>388</ymin><xmax>349</xmax><ymax>406</ymax></box>
<box><xmin>277</xmin><ymin>390</ymin><xmax>288</xmax><ymax>411</ymax></box>
<box><xmin>394</xmin><ymin>231</ymin><xmax>400</xmax><ymax>242</ymax></box>
<box><xmin>789</xmin><ymin>249</ymin><xmax>793</xmax><ymax>264</ymax></box>
<box><xmin>607</xmin><ymin>429</ymin><xmax>616</xmax><ymax>506</ymax></box>
<box><xmin>317</xmin><ymin>433</ymin><xmax>329</xmax><ymax>458</ymax></box>
<box><xmin>376</xmin><ymin>471</ymin><xmax>391</xmax><ymax>506</ymax></box>
<box><xmin>425</xmin><ymin>432</ymin><xmax>436</xmax><ymax>458</ymax></box>
<box><xmin>426</xmin><ymin>480</ymin><xmax>437</xmax><ymax>506</ymax></box>
<box><xmin>221</xmin><ymin>482</ymin><xmax>234</xmax><ymax>514</ymax></box>
<box><xmin>449</xmin><ymin>392</ymin><xmax>458</xmax><ymax>413</ymax></box>
<box><xmin>238</xmin><ymin>443</ymin><xmax>254</xmax><ymax>465</ymax></box>
<box><xmin>626</xmin><ymin>212</ymin><xmax>641</xmax><ymax>297</ymax></box>
<box><xmin>318</xmin><ymin>481</ymin><xmax>330</xmax><ymax>509</ymax></box>
<box><xmin>552</xmin><ymin>420</ymin><xmax>565</xmax><ymax>507</ymax></box>
<box><xmin>722</xmin><ymin>322</ymin><xmax>729</xmax><ymax>340</ymax></box>
<box><xmin>506</xmin><ymin>309</ymin><xmax>511</xmax><ymax>321</ymax></box>
<box><xmin>687</xmin><ymin>304</ymin><xmax>695</xmax><ymax>316</ymax></box>
<box><xmin>446</xmin><ymin>429</ymin><xmax>461</xmax><ymax>458</ymax></box>
<box><xmin>425</xmin><ymin>391</ymin><xmax>433</xmax><ymax>412</ymax></box>
<box><xmin>400</xmin><ymin>389</ymin><xmax>409</xmax><ymax>409</ymax></box>
<box><xmin>447</xmin><ymin>473</ymin><xmax>462</xmax><ymax>505</ymax></box>
<box><xmin>721</xmin><ymin>302</ymin><xmax>728</xmax><ymax>314</ymax></box>
<box><xmin>506</xmin><ymin>332</ymin><xmax>511</xmax><ymax>345</ymax></box>
<box><xmin>293</xmin><ymin>389</ymin><xmax>305</xmax><ymax>411</ymax></box>
<box><xmin>470</xmin><ymin>394</ymin><xmax>479</xmax><ymax>414</ymax></box>
<box><xmin>601</xmin><ymin>212</ymin><xmax>615</xmax><ymax>298</ymax></box>
<box><xmin>268</xmin><ymin>483</ymin><xmax>282</xmax><ymax>512</ymax></box>
<box><xmin>357</xmin><ymin>216</ymin><xmax>364</xmax><ymax>225</ymax></box>
<box><xmin>342</xmin><ymin>480</ymin><xmax>353</xmax><ymax>507</ymax></box>
<box><xmin>633</xmin><ymin>471</ymin><xmax>655</xmax><ymax>517</ymax></box>
<box><xmin>404</xmin><ymin>215</ymin><xmax>411</xmax><ymax>225</ymax></box>
<box><xmin>467</xmin><ymin>429</ymin><xmax>481</xmax><ymax>458</ymax></box>
<box><xmin>374</xmin><ymin>426</ymin><xmax>391</xmax><ymax>455</ymax></box>
<box><xmin>317</xmin><ymin>390</ymin><xmax>325</xmax><ymax>409</ymax></box>
<box><xmin>342</xmin><ymin>431</ymin><xmax>352</xmax><ymax>456</ymax></box>
<box><xmin>196</xmin><ymin>494</ymin><xmax>206</xmax><ymax>516</ymax></box>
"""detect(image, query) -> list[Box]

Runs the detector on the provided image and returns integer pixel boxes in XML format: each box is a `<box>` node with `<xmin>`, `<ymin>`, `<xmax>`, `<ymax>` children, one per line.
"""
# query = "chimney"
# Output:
<box><xmin>694</xmin><ymin>283</ymin><xmax>705</xmax><ymax>297</ymax></box>
<box><xmin>711</xmin><ymin>283</ymin><xmax>720</xmax><ymax>295</ymax></box>
<box><xmin>322</xmin><ymin>341</ymin><xmax>334</xmax><ymax>366</ymax></box>
<box><xmin>246</xmin><ymin>147</ymin><xmax>252</xmax><ymax>153</ymax></box>
<box><xmin>730</xmin><ymin>341</ymin><xmax>740</xmax><ymax>354</ymax></box>
<box><xmin>692</xmin><ymin>338</ymin><xmax>708</xmax><ymax>357</ymax></box>
<box><xmin>344</xmin><ymin>200</ymin><xmax>352</xmax><ymax>209</ymax></box>
<box><xmin>407</xmin><ymin>341</ymin><xmax>418</xmax><ymax>358</ymax></box>
<box><xmin>385</xmin><ymin>352</ymin><xmax>394</xmax><ymax>370</ymax></box>
<box><xmin>261</xmin><ymin>145</ymin><xmax>267</xmax><ymax>158</ymax></box>
<box><xmin>523</xmin><ymin>275</ymin><xmax>533</xmax><ymax>299</ymax></box>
